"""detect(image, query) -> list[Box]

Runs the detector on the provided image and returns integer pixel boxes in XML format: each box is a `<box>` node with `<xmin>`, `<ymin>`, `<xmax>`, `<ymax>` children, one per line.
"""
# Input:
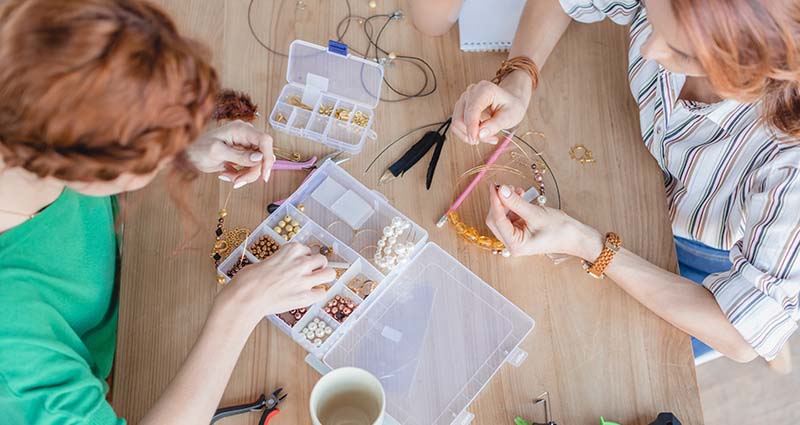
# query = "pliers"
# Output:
<box><xmin>210</xmin><ymin>388</ymin><xmax>287</xmax><ymax>425</ymax></box>
<box><xmin>267</xmin><ymin>151</ymin><xmax>350</xmax><ymax>213</ymax></box>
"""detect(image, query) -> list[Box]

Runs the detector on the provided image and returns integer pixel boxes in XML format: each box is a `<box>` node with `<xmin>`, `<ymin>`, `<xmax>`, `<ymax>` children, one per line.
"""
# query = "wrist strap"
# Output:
<box><xmin>582</xmin><ymin>232</ymin><xmax>622</xmax><ymax>279</ymax></box>
<box><xmin>492</xmin><ymin>56</ymin><xmax>539</xmax><ymax>90</ymax></box>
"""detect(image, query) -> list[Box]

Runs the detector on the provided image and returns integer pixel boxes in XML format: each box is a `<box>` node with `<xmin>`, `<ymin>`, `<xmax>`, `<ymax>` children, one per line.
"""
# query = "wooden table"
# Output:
<box><xmin>114</xmin><ymin>1</ymin><xmax>703</xmax><ymax>424</ymax></box>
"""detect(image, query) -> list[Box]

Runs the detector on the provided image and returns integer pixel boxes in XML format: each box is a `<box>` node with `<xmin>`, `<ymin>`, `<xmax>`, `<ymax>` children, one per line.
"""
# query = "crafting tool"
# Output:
<box><xmin>267</xmin><ymin>151</ymin><xmax>350</xmax><ymax>213</ymax></box>
<box><xmin>436</xmin><ymin>128</ymin><xmax>516</xmax><ymax>228</ymax></box>
<box><xmin>211</xmin><ymin>387</ymin><xmax>286</xmax><ymax>425</ymax></box>
<box><xmin>514</xmin><ymin>391</ymin><xmax>557</xmax><ymax>425</ymax></box>
<box><xmin>379</xmin><ymin>118</ymin><xmax>452</xmax><ymax>189</ymax></box>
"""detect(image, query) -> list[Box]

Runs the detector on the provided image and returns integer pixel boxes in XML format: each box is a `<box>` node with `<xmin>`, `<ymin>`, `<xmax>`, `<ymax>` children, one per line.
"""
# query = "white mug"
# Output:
<box><xmin>309</xmin><ymin>367</ymin><xmax>386</xmax><ymax>425</ymax></box>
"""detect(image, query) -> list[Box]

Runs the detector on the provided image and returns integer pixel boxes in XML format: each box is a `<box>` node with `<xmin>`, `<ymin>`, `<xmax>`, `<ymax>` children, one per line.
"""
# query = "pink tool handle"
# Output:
<box><xmin>447</xmin><ymin>131</ymin><xmax>514</xmax><ymax>214</ymax></box>
<box><xmin>271</xmin><ymin>156</ymin><xmax>317</xmax><ymax>171</ymax></box>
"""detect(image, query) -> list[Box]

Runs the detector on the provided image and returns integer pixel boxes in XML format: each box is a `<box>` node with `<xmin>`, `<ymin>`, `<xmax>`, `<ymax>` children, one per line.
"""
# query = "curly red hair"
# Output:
<box><xmin>0</xmin><ymin>0</ymin><xmax>218</xmax><ymax>182</ymax></box>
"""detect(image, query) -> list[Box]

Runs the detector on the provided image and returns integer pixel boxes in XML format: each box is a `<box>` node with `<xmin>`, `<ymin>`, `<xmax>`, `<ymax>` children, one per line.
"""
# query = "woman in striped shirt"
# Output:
<box><xmin>413</xmin><ymin>0</ymin><xmax>800</xmax><ymax>367</ymax></box>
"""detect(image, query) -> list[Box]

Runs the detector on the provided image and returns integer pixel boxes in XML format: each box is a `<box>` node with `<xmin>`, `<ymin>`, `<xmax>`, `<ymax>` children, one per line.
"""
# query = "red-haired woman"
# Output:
<box><xmin>411</xmin><ymin>0</ymin><xmax>800</xmax><ymax>367</ymax></box>
<box><xmin>0</xmin><ymin>1</ymin><xmax>331</xmax><ymax>423</ymax></box>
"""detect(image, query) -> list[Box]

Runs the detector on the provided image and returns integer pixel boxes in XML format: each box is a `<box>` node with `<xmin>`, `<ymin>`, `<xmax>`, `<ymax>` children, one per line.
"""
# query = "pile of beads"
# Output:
<box><xmin>352</xmin><ymin>111</ymin><xmax>370</xmax><ymax>127</ymax></box>
<box><xmin>334</xmin><ymin>107</ymin><xmax>351</xmax><ymax>122</ymax></box>
<box><xmin>273</xmin><ymin>214</ymin><xmax>302</xmax><ymax>241</ymax></box>
<box><xmin>447</xmin><ymin>211</ymin><xmax>509</xmax><ymax>257</ymax></box>
<box><xmin>317</xmin><ymin>103</ymin><xmax>334</xmax><ymax>116</ymax></box>
<box><xmin>324</xmin><ymin>294</ymin><xmax>357</xmax><ymax>323</ymax></box>
<box><xmin>300</xmin><ymin>317</ymin><xmax>334</xmax><ymax>347</ymax></box>
<box><xmin>226</xmin><ymin>257</ymin><xmax>251</xmax><ymax>278</ymax></box>
<box><xmin>278</xmin><ymin>307</ymin><xmax>309</xmax><ymax>327</ymax></box>
<box><xmin>249</xmin><ymin>235</ymin><xmax>280</xmax><ymax>259</ymax></box>
<box><xmin>374</xmin><ymin>217</ymin><xmax>413</xmax><ymax>272</ymax></box>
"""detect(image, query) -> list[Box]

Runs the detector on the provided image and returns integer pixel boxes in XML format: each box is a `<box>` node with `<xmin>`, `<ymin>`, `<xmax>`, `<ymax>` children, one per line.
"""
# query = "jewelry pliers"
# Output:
<box><xmin>267</xmin><ymin>151</ymin><xmax>350</xmax><ymax>213</ymax></box>
<box><xmin>210</xmin><ymin>387</ymin><xmax>287</xmax><ymax>425</ymax></box>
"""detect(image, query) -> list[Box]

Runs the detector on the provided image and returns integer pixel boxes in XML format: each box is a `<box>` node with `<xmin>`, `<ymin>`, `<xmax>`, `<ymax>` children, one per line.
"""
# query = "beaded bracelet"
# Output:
<box><xmin>492</xmin><ymin>56</ymin><xmax>540</xmax><ymax>90</ymax></box>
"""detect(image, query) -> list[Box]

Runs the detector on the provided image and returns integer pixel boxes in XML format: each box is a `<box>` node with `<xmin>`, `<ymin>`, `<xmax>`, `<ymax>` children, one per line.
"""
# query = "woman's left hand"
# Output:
<box><xmin>186</xmin><ymin>120</ymin><xmax>276</xmax><ymax>188</ymax></box>
<box><xmin>486</xmin><ymin>184</ymin><xmax>603</xmax><ymax>260</ymax></box>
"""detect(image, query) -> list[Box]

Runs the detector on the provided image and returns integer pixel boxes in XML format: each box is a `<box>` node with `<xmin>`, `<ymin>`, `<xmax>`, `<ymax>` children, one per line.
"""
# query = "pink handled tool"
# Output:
<box><xmin>267</xmin><ymin>151</ymin><xmax>350</xmax><ymax>212</ymax></box>
<box><xmin>271</xmin><ymin>156</ymin><xmax>318</xmax><ymax>171</ymax></box>
<box><xmin>436</xmin><ymin>129</ymin><xmax>516</xmax><ymax>228</ymax></box>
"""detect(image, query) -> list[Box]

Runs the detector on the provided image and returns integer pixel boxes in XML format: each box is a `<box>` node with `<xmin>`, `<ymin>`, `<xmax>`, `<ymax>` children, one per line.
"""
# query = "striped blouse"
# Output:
<box><xmin>559</xmin><ymin>0</ymin><xmax>800</xmax><ymax>359</ymax></box>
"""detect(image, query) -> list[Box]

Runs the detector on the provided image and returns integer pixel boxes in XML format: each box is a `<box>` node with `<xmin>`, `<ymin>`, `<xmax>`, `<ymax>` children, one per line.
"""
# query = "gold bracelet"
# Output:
<box><xmin>582</xmin><ymin>232</ymin><xmax>622</xmax><ymax>279</ymax></box>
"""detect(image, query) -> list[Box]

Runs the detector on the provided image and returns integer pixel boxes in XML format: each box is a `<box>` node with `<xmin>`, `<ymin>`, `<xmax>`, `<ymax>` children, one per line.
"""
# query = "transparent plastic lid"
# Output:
<box><xmin>286</xmin><ymin>40</ymin><xmax>383</xmax><ymax>108</ymax></box>
<box><xmin>323</xmin><ymin>244</ymin><xmax>535</xmax><ymax>425</ymax></box>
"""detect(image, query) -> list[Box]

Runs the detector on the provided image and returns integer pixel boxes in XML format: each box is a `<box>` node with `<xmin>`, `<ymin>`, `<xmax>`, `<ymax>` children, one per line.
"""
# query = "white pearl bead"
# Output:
<box><xmin>324</xmin><ymin>326</ymin><xmax>332</xmax><ymax>334</ymax></box>
<box><xmin>312</xmin><ymin>317</ymin><xmax>320</xmax><ymax>323</ymax></box>
<box><xmin>383</xmin><ymin>227</ymin><xmax>394</xmax><ymax>237</ymax></box>
<box><xmin>501</xmin><ymin>249</ymin><xmax>511</xmax><ymax>258</ymax></box>
<box><xmin>314</xmin><ymin>338</ymin><xmax>322</xmax><ymax>347</ymax></box>
<box><xmin>377</xmin><ymin>239</ymin><xmax>385</xmax><ymax>247</ymax></box>
<box><xmin>386</xmin><ymin>254</ymin><xmax>396</xmax><ymax>264</ymax></box>
<box><xmin>388</xmin><ymin>236</ymin><xmax>397</xmax><ymax>245</ymax></box>
<box><xmin>308</xmin><ymin>322</ymin><xmax>318</xmax><ymax>330</ymax></box>
<box><xmin>315</xmin><ymin>328</ymin><xmax>325</xmax><ymax>337</ymax></box>
<box><xmin>536</xmin><ymin>195</ymin><xmax>547</xmax><ymax>205</ymax></box>
<box><xmin>401</xmin><ymin>221</ymin><xmax>410</xmax><ymax>230</ymax></box>
<box><xmin>374</xmin><ymin>253</ymin><xmax>382</xmax><ymax>261</ymax></box>
<box><xmin>306</xmin><ymin>331</ymin><xmax>315</xmax><ymax>340</ymax></box>
<box><xmin>393</xmin><ymin>245</ymin><xmax>405</xmax><ymax>255</ymax></box>
<box><xmin>391</xmin><ymin>217</ymin><xmax>402</xmax><ymax>226</ymax></box>
<box><xmin>383</xmin><ymin>247</ymin><xmax>393</xmax><ymax>255</ymax></box>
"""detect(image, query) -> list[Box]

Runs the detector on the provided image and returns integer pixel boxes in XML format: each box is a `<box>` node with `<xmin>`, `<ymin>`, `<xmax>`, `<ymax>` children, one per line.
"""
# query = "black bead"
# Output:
<box><xmin>215</xmin><ymin>228</ymin><xmax>223</xmax><ymax>236</ymax></box>
<box><xmin>213</xmin><ymin>253</ymin><xmax>221</xmax><ymax>261</ymax></box>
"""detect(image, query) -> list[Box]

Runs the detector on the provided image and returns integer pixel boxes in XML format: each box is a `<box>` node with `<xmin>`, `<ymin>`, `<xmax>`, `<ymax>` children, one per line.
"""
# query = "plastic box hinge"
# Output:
<box><xmin>453</xmin><ymin>410</ymin><xmax>475</xmax><ymax>425</ymax></box>
<box><xmin>506</xmin><ymin>347</ymin><xmax>528</xmax><ymax>367</ymax></box>
<box><xmin>328</xmin><ymin>40</ymin><xmax>348</xmax><ymax>56</ymax></box>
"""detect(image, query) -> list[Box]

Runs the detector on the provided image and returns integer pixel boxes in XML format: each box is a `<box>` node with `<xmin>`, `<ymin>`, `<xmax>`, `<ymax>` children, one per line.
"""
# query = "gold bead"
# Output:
<box><xmin>216</xmin><ymin>274</ymin><xmax>226</xmax><ymax>286</ymax></box>
<box><xmin>293</xmin><ymin>225</ymin><xmax>301</xmax><ymax>233</ymax></box>
<box><xmin>218</xmin><ymin>209</ymin><xmax>227</xmax><ymax>218</ymax></box>
<box><xmin>278</xmin><ymin>220</ymin><xmax>286</xmax><ymax>228</ymax></box>
<box><xmin>291</xmin><ymin>220</ymin><xmax>299</xmax><ymax>227</ymax></box>
<box><xmin>273</xmin><ymin>226</ymin><xmax>282</xmax><ymax>233</ymax></box>
<box><xmin>368</xmin><ymin>0</ymin><xmax>376</xmax><ymax>8</ymax></box>
<box><xmin>284</xmin><ymin>215</ymin><xmax>292</xmax><ymax>222</ymax></box>
<box><xmin>298</xmin><ymin>204</ymin><xmax>305</xmax><ymax>212</ymax></box>
<box><xmin>388</xmin><ymin>52</ymin><xmax>396</xmax><ymax>60</ymax></box>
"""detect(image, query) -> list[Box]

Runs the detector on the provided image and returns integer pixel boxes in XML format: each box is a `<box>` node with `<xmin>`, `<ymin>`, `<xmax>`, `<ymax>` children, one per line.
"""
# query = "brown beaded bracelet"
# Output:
<box><xmin>492</xmin><ymin>56</ymin><xmax>540</xmax><ymax>90</ymax></box>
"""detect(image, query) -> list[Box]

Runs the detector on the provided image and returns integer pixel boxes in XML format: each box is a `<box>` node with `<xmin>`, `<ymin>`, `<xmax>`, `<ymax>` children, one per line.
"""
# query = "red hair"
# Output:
<box><xmin>673</xmin><ymin>0</ymin><xmax>800</xmax><ymax>138</ymax></box>
<box><xmin>0</xmin><ymin>0</ymin><xmax>218</xmax><ymax>182</ymax></box>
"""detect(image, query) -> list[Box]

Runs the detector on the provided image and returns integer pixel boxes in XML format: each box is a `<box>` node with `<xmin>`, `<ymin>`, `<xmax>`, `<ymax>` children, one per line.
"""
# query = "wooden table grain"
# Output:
<box><xmin>114</xmin><ymin>1</ymin><xmax>704</xmax><ymax>424</ymax></box>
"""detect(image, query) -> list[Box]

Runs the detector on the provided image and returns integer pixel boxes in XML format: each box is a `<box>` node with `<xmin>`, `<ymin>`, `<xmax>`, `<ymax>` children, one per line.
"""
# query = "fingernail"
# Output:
<box><xmin>263</xmin><ymin>169</ymin><xmax>271</xmax><ymax>182</ymax></box>
<box><xmin>488</xmin><ymin>138</ymin><xmax>498</xmax><ymax>145</ymax></box>
<box><xmin>233</xmin><ymin>180</ymin><xmax>247</xmax><ymax>189</ymax></box>
<box><xmin>479</xmin><ymin>128</ymin><xmax>490</xmax><ymax>139</ymax></box>
<box><xmin>218</xmin><ymin>175</ymin><xmax>231</xmax><ymax>182</ymax></box>
<box><xmin>249</xmin><ymin>152</ymin><xmax>263</xmax><ymax>162</ymax></box>
<box><xmin>499</xmin><ymin>185</ymin><xmax>512</xmax><ymax>198</ymax></box>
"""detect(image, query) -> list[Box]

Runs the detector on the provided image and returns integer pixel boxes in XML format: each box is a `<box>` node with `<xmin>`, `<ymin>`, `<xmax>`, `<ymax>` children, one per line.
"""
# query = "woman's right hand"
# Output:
<box><xmin>216</xmin><ymin>243</ymin><xmax>334</xmax><ymax>326</ymax></box>
<box><xmin>451</xmin><ymin>70</ymin><xmax>533</xmax><ymax>145</ymax></box>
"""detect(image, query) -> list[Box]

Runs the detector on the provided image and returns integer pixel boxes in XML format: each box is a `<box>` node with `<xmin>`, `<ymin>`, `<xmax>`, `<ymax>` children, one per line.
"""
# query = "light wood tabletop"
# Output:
<box><xmin>114</xmin><ymin>0</ymin><xmax>704</xmax><ymax>424</ymax></box>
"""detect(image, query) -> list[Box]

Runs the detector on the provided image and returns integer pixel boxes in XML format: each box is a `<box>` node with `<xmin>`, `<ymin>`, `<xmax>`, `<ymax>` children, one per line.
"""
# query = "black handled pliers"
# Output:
<box><xmin>210</xmin><ymin>388</ymin><xmax>287</xmax><ymax>425</ymax></box>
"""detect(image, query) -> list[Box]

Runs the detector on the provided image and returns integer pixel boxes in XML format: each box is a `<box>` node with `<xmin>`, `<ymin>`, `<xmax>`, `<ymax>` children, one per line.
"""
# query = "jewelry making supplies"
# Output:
<box><xmin>323</xmin><ymin>294</ymin><xmax>358</xmax><ymax>323</ymax></box>
<box><xmin>569</xmin><ymin>144</ymin><xmax>596</xmax><ymax>164</ymax></box>
<box><xmin>278</xmin><ymin>307</ymin><xmax>309</xmax><ymax>327</ymax></box>
<box><xmin>226</xmin><ymin>257</ymin><xmax>251</xmax><ymax>278</ymax></box>
<box><xmin>374</xmin><ymin>217</ymin><xmax>414</xmax><ymax>272</ymax></box>
<box><xmin>347</xmin><ymin>277</ymin><xmax>378</xmax><ymax>299</ymax></box>
<box><xmin>286</xmin><ymin>95</ymin><xmax>313</xmax><ymax>111</ymax></box>
<box><xmin>249</xmin><ymin>235</ymin><xmax>280</xmax><ymax>259</ymax></box>
<box><xmin>211</xmin><ymin>207</ymin><xmax>251</xmax><ymax>266</ymax></box>
<box><xmin>273</xmin><ymin>213</ymin><xmax>302</xmax><ymax>241</ymax></box>
<box><xmin>333</xmin><ymin>106</ymin><xmax>351</xmax><ymax>122</ymax></box>
<box><xmin>300</xmin><ymin>317</ymin><xmax>334</xmax><ymax>347</ymax></box>
<box><xmin>379</xmin><ymin>118</ymin><xmax>451</xmax><ymax>189</ymax></box>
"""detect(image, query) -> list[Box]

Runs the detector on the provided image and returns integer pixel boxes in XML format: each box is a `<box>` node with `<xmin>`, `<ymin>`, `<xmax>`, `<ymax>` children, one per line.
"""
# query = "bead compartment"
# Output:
<box><xmin>218</xmin><ymin>246</ymin><xmax>259</xmax><ymax>284</ymax></box>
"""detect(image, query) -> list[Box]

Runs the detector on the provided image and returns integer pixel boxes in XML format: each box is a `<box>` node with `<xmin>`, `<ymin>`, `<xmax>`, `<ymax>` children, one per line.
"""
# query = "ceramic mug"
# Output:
<box><xmin>309</xmin><ymin>367</ymin><xmax>386</xmax><ymax>425</ymax></box>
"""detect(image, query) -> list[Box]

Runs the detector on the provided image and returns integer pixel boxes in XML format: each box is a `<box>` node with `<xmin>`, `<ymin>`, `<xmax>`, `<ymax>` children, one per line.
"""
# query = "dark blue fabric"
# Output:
<box><xmin>674</xmin><ymin>236</ymin><xmax>732</xmax><ymax>359</ymax></box>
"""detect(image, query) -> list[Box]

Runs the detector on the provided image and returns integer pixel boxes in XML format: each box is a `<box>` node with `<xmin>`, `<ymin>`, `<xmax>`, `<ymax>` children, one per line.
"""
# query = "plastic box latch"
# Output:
<box><xmin>453</xmin><ymin>410</ymin><xmax>475</xmax><ymax>425</ymax></box>
<box><xmin>506</xmin><ymin>347</ymin><xmax>528</xmax><ymax>367</ymax></box>
<box><xmin>328</xmin><ymin>40</ymin><xmax>348</xmax><ymax>56</ymax></box>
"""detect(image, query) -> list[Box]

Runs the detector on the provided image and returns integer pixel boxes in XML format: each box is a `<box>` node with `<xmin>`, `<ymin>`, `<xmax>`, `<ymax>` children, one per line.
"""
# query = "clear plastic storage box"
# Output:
<box><xmin>217</xmin><ymin>161</ymin><xmax>535</xmax><ymax>425</ymax></box>
<box><xmin>268</xmin><ymin>40</ymin><xmax>383</xmax><ymax>154</ymax></box>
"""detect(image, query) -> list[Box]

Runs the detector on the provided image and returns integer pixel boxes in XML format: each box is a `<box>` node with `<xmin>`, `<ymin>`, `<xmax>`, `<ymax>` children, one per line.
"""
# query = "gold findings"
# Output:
<box><xmin>249</xmin><ymin>235</ymin><xmax>280</xmax><ymax>259</ymax></box>
<box><xmin>298</xmin><ymin>204</ymin><xmax>306</xmax><ymax>212</ymax></box>
<box><xmin>347</xmin><ymin>277</ymin><xmax>378</xmax><ymax>299</ymax></box>
<box><xmin>211</xmin><ymin>206</ymin><xmax>251</xmax><ymax>266</ymax></box>
<box><xmin>318</xmin><ymin>104</ymin><xmax>334</xmax><ymax>116</ymax></box>
<box><xmin>309</xmin><ymin>242</ymin><xmax>334</xmax><ymax>258</ymax></box>
<box><xmin>275</xmin><ymin>112</ymin><xmax>288</xmax><ymax>124</ymax></box>
<box><xmin>334</xmin><ymin>107</ymin><xmax>351</xmax><ymax>121</ymax></box>
<box><xmin>569</xmin><ymin>145</ymin><xmax>596</xmax><ymax>164</ymax></box>
<box><xmin>286</xmin><ymin>95</ymin><xmax>313</xmax><ymax>111</ymax></box>
<box><xmin>352</xmin><ymin>111</ymin><xmax>369</xmax><ymax>127</ymax></box>
<box><xmin>274</xmin><ymin>214</ymin><xmax>302</xmax><ymax>240</ymax></box>
<box><xmin>323</xmin><ymin>294</ymin><xmax>357</xmax><ymax>323</ymax></box>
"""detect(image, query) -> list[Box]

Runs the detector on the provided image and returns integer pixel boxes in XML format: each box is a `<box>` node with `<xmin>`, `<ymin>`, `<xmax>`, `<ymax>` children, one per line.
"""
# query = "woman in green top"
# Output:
<box><xmin>0</xmin><ymin>1</ymin><xmax>333</xmax><ymax>424</ymax></box>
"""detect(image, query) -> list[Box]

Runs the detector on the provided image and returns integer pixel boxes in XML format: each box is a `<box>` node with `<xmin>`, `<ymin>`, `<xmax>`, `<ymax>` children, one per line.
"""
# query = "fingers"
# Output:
<box><xmin>256</xmin><ymin>132</ymin><xmax>275</xmax><ymax>183</ymax></box>
<box><xmin>497</xmin><ymin>184</ymin><xmax>541</xmax><ymax>223</ymax></box>
<box><xmin>463</xmin><ymin>81</ymin><xmax>497</xmax><ymax>144</ymax></box>
<box><xmin>302</xmin><ymin>253</ymin><xmax>329</xmax><ymax>274</ymax></box>
<box><xmin>231</xmin><ymin>164</ymin><xmax>262</xmax><ymax>188</ymax></box>
<box><xmin>451</xmin><ymin>92</ymin><xmax>470</xmax><ymax>144</ymax></box>
<box><xmin>486</xmin><ymin>185</ymin><xmax>516</xmax><ymax>244</ymax></box>
<box><xmin>211</xmin><ymin>141</ymin><xmax>263</xmax><ymax>168</ymax></box>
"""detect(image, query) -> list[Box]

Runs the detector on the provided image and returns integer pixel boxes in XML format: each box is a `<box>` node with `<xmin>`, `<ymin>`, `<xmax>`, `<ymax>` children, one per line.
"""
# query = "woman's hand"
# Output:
<box><xmin>486</xmin><ymin>184</ymin><xmax>604</xmax><ymax>260</ymax></box>
<box><xmin>186</xmin><ymin>120</ymin><xmax>276</xmax><ymax>188</ymax></box>
<box><xmin>451</xmin><ymin>70</ymin><xmax>533</xmax><ymax>145</ymax></box>
<box><xmin>217</xmin><ymin>243</ymin><xmax>334</xmax><ymax>327</ymax></box>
